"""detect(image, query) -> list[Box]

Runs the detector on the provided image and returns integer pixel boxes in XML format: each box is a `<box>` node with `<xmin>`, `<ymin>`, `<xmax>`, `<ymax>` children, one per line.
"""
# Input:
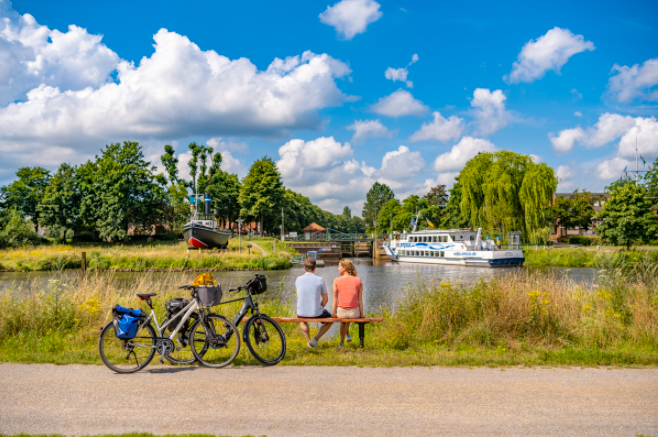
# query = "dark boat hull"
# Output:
<box><xmin>182</xmin><ymin>223</ymin><xmax>231</xmax><ymax>249</ymax></box>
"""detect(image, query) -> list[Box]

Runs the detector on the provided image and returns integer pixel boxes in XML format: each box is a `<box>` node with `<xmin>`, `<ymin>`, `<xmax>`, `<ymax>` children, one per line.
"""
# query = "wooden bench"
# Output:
<box><xmin>240</xmin><ymin>317</ymin><xmax>383</xmax><ymax>348</ymax></box>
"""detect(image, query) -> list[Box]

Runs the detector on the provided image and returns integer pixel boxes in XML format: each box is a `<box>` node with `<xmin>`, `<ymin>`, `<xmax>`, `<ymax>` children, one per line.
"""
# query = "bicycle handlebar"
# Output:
<box><xmin>178</xmin><ymin>285</ymin><xmax>193</xmax><ymax>290</ymax></box>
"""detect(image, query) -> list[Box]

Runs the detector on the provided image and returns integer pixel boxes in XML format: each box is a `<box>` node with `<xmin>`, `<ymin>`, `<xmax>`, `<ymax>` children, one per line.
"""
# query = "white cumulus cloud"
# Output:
<box><xmin>409</xmin><ymin>111</ymin><xmax>464</xmax><ymax>143</ymax></box>
<box><xmin>207</xmin><ymin>137</ymin><xmax>249</xmax><ymax>154</ymax></box>
<box><xmin>346</xmin><ymin>119</ymin><xmax>391</xmax><ymax>144</ymax></box>
<box><xmin>277</xmin><ymin>136</ymin><xmax>353</xmax><ymax>182</ymax></box>
<box><xmin>433</xmin><ymin>137</ymin><xmax>496</xmax><ymax>172</ymax></box>
<box><xmin>549</xmin><ymin>113</ymin><xmax>637</xmax><ymax>152</ymax></box>
<box><xmin>319</xmin><ymin>0</ymin><xmax>383</xmax><ymax>40</ymax></box>
<box><xmin>596</xmin><ymin>157</ymin><xmax>632</xmax><ymax>180</ymax></box>
<box><xmin>549</xmin><ymin>128</ymin><xmax>585</xmax><ymax>153</ymax></box>
<box><xmin>617</xmin><ymin>116</ymin><xmax>658</xmax><ymax>158</ymax></box>
<box><xmin>380</xmin><ymin>145</ymin><xmax>425</xmax><ymax>177</ymax></box>
<box><xmin>505</xmin><ymin>27</ymin><xmax>595</xmax><ymax>84</ymax></box>
<box><xmin>0</xmin><ymin>4</ymin><xmax>120</xmax><ymax>105</ymax></box>
<box><xmin>607</xmin><ymin>57</ymin><xmax>658</xmax><ymax>103</ymax></box>
<box><xmin>0</xmin><ymin>22</ymin><xmax>352</xmax><ymax>167</ymax></box>
<box><xmin>470</xmin><ymin>88</ymin><xmax>509</xmax><ymax>136</ymax></box>
<box><xmin>370</xmin><ymin>89</ymin><xmax>428</xmax><ymax>117</ymax></box>
<box><xmin>557</xmin><ymin>114</ymin><xmax>658</xmax><ymax>182</ymax></box>
<box><xmin>276</xmin><ymin>137</ymin><xmax>426</xmax><ymax>214</ymax></box>
<box><xmin>556</xmin><ymin>164</ymin><xmax>576</xmax><ymax>190</ymax></box>
<box><xmin>384</xmin><ymin>53</ymin><xmax>419</xmax><ymax>88</ymax></box>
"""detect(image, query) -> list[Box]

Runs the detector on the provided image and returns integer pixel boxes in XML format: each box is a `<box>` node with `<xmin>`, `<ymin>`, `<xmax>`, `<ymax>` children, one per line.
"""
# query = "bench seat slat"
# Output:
<box><xmin>238</xmin><ymin>317</ymin><xmax>383</xmax><ymax>323</ymax></box>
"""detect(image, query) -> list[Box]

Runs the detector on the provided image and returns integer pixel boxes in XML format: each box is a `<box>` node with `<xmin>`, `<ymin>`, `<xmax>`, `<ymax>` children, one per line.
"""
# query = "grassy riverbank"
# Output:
<box><xmin>525</xmin><ymin>247</ymin><xmax>658</xmax><ymax>268</ymax></box>
<box><xmin>1</xmin><ymin>263</ymin><xmax>656</xmax><ymax>367</ymax></box>
<box><xmin>0</xmin><ymin>241</ymin><xmax>292</xmax><ymax>272</ymax></box>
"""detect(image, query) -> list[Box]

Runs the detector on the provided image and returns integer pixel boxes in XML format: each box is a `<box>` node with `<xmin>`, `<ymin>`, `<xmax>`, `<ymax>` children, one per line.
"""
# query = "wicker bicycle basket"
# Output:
<box><xmin>197</xmin><ymin>285</ymin><xmax>222</xmax><ymax>307</ymax></box>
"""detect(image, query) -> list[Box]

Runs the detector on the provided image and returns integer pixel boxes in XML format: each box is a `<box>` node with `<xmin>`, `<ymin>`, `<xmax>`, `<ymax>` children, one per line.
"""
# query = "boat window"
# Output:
<box><xmin>470</xmin><ymin>235</ymin><xmax>475</xmax><ymax>241</ymax></box>
<box><xmin>440</xmin><ymin>251</ymin><xmax>444</xmax><ymax>257</ymax></box>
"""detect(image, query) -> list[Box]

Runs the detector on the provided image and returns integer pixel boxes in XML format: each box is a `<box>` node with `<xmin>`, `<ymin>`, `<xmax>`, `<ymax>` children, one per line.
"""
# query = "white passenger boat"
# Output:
<box><xmin>383</xmin><ymin>228</ymin><xmax>524</xmax><ymax>267</ymax></box>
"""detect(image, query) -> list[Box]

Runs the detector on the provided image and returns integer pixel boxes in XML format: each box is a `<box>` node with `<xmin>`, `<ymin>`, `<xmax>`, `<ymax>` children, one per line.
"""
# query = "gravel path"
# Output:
<box><xmin>249</xmin><ymin>241</ymin><xmax>268</xmax><ymax>256</ymax></box>
<box><xmin>0</xmin><ymin>364</ymin><xmax>657</xmax><ymax>436</ymax></box>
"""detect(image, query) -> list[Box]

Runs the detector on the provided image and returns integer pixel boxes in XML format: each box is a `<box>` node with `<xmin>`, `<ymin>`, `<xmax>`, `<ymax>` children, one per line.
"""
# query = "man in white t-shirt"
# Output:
<box><xmin>295</xmin><ymin>258</ymin><xmax>333</xmax><ymax>348</ymax></box>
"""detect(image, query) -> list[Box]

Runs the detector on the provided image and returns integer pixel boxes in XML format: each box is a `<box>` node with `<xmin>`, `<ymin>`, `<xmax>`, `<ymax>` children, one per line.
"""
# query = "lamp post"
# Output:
<box><xmin>236</xmin><ymin>218</ymin><xmax>244</xmax><ymax>253</ymax></box>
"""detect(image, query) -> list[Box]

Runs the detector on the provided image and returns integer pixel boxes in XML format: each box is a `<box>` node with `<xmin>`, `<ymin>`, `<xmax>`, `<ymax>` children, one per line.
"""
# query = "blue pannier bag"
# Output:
<box><xmin>113</xmin><ymin>305</ymin><xmax>143</xmax><ymax>339</ymax></box>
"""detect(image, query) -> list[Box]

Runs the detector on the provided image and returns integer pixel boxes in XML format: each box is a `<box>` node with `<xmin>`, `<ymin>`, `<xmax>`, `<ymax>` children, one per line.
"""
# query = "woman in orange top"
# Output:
<box><xmin>332</xmin><ymin>259</ymin><xmax>363</xmax><ymax>348</ymax></box>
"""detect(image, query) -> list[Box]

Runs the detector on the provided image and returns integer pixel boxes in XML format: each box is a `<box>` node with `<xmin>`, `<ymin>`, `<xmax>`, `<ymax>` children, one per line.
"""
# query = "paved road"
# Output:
<box><xmin>0</xmin><ymin>364</ymin><xmax>657</xmax><ymax>437</ymax></box>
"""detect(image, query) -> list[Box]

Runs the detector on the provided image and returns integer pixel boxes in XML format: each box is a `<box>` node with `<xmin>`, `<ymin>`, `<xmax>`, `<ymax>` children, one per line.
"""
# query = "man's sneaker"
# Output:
<box><xmin>346</xmin><ymin>334</ymin><xmax>353</xmax><ymax>342</ymax></box>
<box><xmin>308</xmin><ymin>338</ymin><xmax>319</xmax><ymax>348</ymax></box>
<box><xmin>338</xmin><ymin>343</ymin><xmax>344</xmax><ymax>349</ymax></box>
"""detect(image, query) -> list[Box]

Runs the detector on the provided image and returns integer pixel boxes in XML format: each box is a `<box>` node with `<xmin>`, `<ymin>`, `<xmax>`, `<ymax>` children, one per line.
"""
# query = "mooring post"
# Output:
<box><xmin>81</xmin><ymin>252</ymin><xmax>86</xmax><ymax>273</ymax></box>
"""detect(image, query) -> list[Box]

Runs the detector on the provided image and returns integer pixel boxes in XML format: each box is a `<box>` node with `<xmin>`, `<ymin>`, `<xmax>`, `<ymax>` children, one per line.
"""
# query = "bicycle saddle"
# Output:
<box><xmin>136</xmin><ymin>293</ymin><xmax>157</xmax><ymax>299</ymax></box>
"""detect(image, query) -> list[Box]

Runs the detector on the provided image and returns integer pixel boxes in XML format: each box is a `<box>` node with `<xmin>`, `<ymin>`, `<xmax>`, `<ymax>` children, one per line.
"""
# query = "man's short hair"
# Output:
<box><xmin>304</xmin><ymin>258</ymin><xmax>316</xmax><ymax>272</ymax></box>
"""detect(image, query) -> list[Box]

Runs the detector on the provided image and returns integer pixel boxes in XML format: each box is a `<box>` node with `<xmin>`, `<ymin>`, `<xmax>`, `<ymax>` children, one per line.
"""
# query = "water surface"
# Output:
<box><xmin>0</xmin><ymin>259</ymin><xmax>599</xmax><ymax>313</ymax></box>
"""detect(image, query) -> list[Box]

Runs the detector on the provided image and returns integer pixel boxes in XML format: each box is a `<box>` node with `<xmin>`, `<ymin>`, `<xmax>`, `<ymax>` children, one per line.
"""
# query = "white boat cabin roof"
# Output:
<box><xmin>400</xmin><ymin>229</ymin><xmax>479</xmax><ymax>242</ymax></box>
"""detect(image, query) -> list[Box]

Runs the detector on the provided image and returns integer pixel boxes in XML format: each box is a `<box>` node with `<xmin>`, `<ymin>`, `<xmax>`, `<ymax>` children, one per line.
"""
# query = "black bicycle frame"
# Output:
<box><xmin>219</xmin><ymin>291</ymin><xmax>262</xmax><ymax>342</ymax></box>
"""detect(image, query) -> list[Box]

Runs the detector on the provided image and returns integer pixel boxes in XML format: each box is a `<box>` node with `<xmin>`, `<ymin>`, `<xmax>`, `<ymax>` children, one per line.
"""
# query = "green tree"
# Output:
<box><xmin>551</xmin><ymin>195</ymin><xmax>576</xmax><ymax>231</ymax></box>
<box><xmin>440</xmin><ymin>177</ymin><xmax>469</xmax><ymax>229</ymax></box>
<box><xmin>377</xmin><ymin>198</ymin><xmax>401</xmax><ymax>233</ymax></box>
<box><xmin>160</xmin><ymin>143</ymin><xmax>224</xmax><ymax>230</ymax></box>
<box><xmin>209</xmin><ymin>170</ymin><xmax>241</xmax><ymax>228</ymax></box>
<box><xmin>596</xmin><ymin>181</ymin><xmax>657</xmax><ymax>250</ymax></box>
<box><xmin>572</xmin><ymin>190</ymin><xmax>597</xmax><ymax>231</ymax></box>
<box><xmin>350</xmin><ymin>216</ymin><xmax>365</xmax><ymax>233</ymax></box>
<box><xmin>363</xmin><ymin>182</ymin><xmax>395</xmax><ymax>231</ymax></box>
<box><xmin>460</xmin><ymin>151</ymin><xmax>557</xmax><ymax>241</ymax></box>
<box><xmin>38</xmin><ymin>163</ymin><xmax>85</xmax><ymax>239</ymax></box>
<box><xmin>1</xmin><ymin>167</ymin><xmax>51</xmax><ymax>229</ymax></box>
<box><xmin>80</xmin><ymin>142</ymin><xmax>168</xmax><ymax>241</ymax></box>
<box><xmin>0</xmin><ymin>209</ymin><xmax>41</xmax><ymax>248</ymax></box>
<box><xmin>342</xmin><ymin>206</ymin><xmax>351</xmax><ymax>218</ymax></box>
<box><xmin>643</xmin><ymin>157</ymin><xmax>658</xmax><ymax>201</ymax></box>
<box><xmin>239</xmin><ymin>157</ymin><xmax>284</xmax><ymax>234</ymax></box>
<box><xmin>424</xmin><ymin>184</ymin><xmax>449</xmax><ymax>207</ymax></box>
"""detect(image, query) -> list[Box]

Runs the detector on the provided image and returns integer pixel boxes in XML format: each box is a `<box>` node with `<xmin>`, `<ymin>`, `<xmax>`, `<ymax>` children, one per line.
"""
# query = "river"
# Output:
<box><xmin>0</xmin><ymin>259</ymin><xmax>598</xmax><ymax>313</ymax></box>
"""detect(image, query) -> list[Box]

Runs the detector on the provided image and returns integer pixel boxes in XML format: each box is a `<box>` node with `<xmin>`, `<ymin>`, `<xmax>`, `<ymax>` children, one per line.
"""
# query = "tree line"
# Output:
<box><xmin>2</xmin><ymin>142</ymin><xmax>657</xmax><ymax>248</ymax></box>
<box><xmin>0</xmin><ymin>141</ymin><xmax>365</xmax><ymax>246</ymax></box>
<box><xmin>361</xmin><ymin>150</ymin><xmax>658</xmax><ymax>247</ymax></box>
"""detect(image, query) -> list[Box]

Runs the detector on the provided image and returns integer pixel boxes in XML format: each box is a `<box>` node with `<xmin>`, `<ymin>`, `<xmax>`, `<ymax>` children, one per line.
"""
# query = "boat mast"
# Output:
<box><xmin>412</xmin><ymin>209</ymin><xmax>418</xmax><ymax>233</ymax></box>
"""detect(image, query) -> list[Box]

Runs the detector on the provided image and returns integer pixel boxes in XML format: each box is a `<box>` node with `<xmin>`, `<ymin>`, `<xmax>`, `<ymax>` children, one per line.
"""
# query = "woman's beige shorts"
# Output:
<box><xmin>337</xmin><ymin>307</ymin><xmax>361</xmax><ymax>318</ymax></box>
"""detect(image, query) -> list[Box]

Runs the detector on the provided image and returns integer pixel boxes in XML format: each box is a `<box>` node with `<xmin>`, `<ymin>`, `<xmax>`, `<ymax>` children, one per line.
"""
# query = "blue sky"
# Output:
<box><xmin>1</xmin><ymin>0</ymin><xmax>657</xmax><ymax>214</ymax></box>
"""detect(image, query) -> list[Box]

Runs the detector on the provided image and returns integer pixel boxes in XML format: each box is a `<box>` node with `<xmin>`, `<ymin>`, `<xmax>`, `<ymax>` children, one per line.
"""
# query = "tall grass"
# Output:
<box><xmin>0</xmin><ymin>242</ymin><xmax>292</xmax><ymax>272</ymax></box>
<box><xmin>373</xmin><ymin>268</ymin><xmax>658</xmax><ymax>352</ymax></box>
<box><xmin>0</xmin><ymin>262</ymin><xmax>656</xmax><ymax>366</ymax></box>
<box><xmin>524</xmin><ymin>247</ymin><xmax>658</xmax><ymax>268</ymax></box>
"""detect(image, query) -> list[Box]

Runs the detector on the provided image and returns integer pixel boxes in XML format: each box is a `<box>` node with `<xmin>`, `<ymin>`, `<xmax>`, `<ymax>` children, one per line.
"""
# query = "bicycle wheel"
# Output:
<box><xmin>99</xmin><ymin>320</ymin><xmax>156</xmax><ymax>373</ymax></box>
<box><xmin>189</xmin><ymin>314</ymin><xmax>240</xmax><ymax>368</ymax></box>
<box><xmin>163</xmin><ymin>315</ymin><xmax>197</xmax><ymax>365</ymax></box>
<box><xmin>245</xmin><ymin>315</ymin><xmax>286</xmax><ymax>365</ymax></box>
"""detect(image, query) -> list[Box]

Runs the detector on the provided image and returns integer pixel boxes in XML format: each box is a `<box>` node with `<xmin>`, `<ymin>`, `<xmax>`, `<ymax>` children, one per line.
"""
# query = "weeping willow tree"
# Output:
<box><xmin>460</xmin><ymin>151</ymin><xmax>557</xmax><ymax>243</ymax></box>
